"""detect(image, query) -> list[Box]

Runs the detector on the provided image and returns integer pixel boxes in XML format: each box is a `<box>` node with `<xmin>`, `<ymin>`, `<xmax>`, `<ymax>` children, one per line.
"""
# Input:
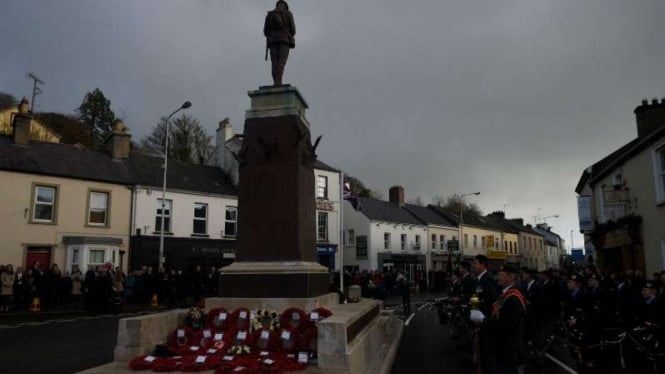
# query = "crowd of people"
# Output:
<box><xmin>444</xmin><ymin>255</ymin><xmax>665</xmax><ymax>374</ymax></box>
<box><xmin>0</xmin><ymin>262</ymin><xmax>223</xmax><ymax>313</ymax></box>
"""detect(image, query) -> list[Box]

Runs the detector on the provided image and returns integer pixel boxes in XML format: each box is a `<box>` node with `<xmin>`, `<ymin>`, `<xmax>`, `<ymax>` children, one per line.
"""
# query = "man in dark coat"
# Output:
<box><xmin>470</xmin><ymin>264</ymin><xmax>526</xmax><ymax>374</ymax></box>
<box><xmin>472</xmin><ymin>255</ymin><xmax>498</xmax><ymax>373</ymax></box>
<box><xmin>458</xmin><ymin>261</ymin><xmax>475</xmax><ymax>304</ymax></box>
<box><xmin>522</xmin><ymin>269</ymin><xmax>545</xmax><ymax>347</ymax></box>
<box><xmin>264</xmin><ymin>0</ymin><xmax>296</xmax><ymax>86</ymax></box>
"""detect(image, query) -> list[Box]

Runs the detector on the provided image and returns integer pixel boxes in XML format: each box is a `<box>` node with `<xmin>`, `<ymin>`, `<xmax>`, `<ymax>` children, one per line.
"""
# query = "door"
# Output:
<box><xmin>26</xmin><ymin>247</ymin><xmax>51</xmax><ymax>269</ymax></box>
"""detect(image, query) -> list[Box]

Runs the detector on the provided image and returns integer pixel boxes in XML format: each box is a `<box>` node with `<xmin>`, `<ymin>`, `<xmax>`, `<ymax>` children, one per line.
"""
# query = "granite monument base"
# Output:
<box><xmin>218</xmin><ymin>261</ymin><xmax>330</xmax><ymax>298</ymax></box>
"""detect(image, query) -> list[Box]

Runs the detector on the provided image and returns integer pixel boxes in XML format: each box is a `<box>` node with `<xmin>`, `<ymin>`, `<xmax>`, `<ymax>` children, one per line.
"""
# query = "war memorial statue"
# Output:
<box><xmin>264</xmin><ymin>0</ymin><xmax>295</xmax><ymax>86</ymax></box>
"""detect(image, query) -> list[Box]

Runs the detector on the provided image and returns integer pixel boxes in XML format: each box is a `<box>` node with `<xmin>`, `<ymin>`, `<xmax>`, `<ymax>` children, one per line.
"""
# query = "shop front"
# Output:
<box><xmin>316</xmin><ymin>243</ymin><xmax>338</xmax><ymax>270</ymax></box>
<box><xmin>130</xmin><ymin>235</ymin><xmax>236</xmax><ymax>274</ymax></box>
<box><xmin>590</xmin><ymin>216</ymin><xmax>644</xmax><ymax>273</ymax></box>
<box><xmin>377</xmin><ymin>252</ymin><xmax>426</xmax><ymax>282</ymax></box>
<box><xmin>486</xmin><ymin>249</ymin><xmax>507</xmax><ymax>271</ymax></box>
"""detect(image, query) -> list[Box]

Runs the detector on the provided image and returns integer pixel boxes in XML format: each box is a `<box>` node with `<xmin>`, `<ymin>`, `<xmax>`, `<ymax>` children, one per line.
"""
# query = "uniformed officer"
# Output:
<box><xmin>471</xmin><ymin>264</ymin><xmax>526</xmax><ymax>374</ymax></box>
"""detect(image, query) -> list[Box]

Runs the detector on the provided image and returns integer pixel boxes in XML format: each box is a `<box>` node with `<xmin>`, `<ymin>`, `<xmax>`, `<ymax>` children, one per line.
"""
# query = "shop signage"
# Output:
<box><xmin>316</xmin><ymin>200</ymin><xmax>335</xmax><ymax>212</ymax></box>
<box><xmin>486</xmin><ymin>249</ymin><xmax>507</xmax><ymax>260</ymax></box>
<box><xmin>577</xmin><ymin>195</ymin><xmax>593</xmax><ymax>231</ymax></box>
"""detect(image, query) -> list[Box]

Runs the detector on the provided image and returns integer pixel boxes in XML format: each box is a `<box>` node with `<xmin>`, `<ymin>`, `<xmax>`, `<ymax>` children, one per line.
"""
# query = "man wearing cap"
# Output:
<box><xmin>522</xmin><ymin>269</ymin><xmax>544</xmax><ymax>348</ymax></box>
<box><xmin>264</xmin><ymin>0</ymin><xmax>296</xmax><ymax>86</ymax></box>
<box><xmin>470</xmin><ymin>264</ymin><xmax>526</xmax><ymax>374</ymax></box>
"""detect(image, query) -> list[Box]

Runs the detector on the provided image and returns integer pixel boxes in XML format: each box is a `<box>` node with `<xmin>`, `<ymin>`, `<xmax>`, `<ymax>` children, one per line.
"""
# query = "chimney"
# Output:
<box><xmin>107</xmin><ymin>119</ymin><xmax>131</xmax><ymax>160</ymax></box>
<box><xmin>634</xmin><ymin>97</ymin><xmax>665</xmax><ymax>138</ymax></box>
<box><xmin>508</xmin><ymin>218</ymin><xmax>524</xmax><ymax>226</ymax></box>
<box><xmin>214</xmin><ymin>118</ymin><xmax>233</xmax><ymax>168</ymax></box>
<box><xmin>12</xmin><ymin>97</ymin><xmax>32</xmax><ymax>145</ymax></box>
<box><xmin>489</xmin><ymin>211</ymin><xmax>505</xmax><ymax>219</ymax></box>
<box><xmin>389</xmin><ymin>186</ymin><xmax>405</xmax><ymax>206</ymax></box>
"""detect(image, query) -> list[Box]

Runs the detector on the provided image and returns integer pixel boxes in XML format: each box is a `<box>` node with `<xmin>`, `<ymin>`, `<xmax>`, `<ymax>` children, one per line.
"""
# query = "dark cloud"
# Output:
<box><xmin>2</xmin><ymin>0</ymin><xmax>664</xmax><ymax>247</ymax></box>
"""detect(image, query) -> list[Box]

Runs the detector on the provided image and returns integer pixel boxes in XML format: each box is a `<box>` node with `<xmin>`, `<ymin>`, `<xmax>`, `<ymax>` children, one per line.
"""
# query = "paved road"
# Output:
<box><xmin>391</xmin><ymin>298</ymin><xmax>573</xmax><ymax>374</ymax></box>
<box><xmin>0</xmin><ymin>311</ymin><xmax>163</xmax><ymax>374</ymax></box>
<box><xmin>390</xmin><ymin>297</ymin><xmax>648</xmax><ymax>374</ymax></box>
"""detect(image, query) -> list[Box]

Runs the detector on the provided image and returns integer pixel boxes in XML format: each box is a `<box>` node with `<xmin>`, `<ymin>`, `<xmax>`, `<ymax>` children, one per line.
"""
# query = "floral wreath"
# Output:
<box><xmin>167</xmin><ymin>325</ymin><xmax>194</xmax><ymax>349</ymax></box>
<box><xmin>128</xmin><ymin>355</ymin><xmax>159</xmax><ymax>371</ymax></box>
<box><xmin>280</xmin><ymin>307</ymin><xmax>307</xmax><ymax>331</ymax></box>
<box><xmin>251</xmin><ymin>328</ymin><xmax>280</xmax><ymax>352</ymax></box>
<box><xmin>226</xmin><ymin>345</ymin><xmax>252</xmax><ymax>356</ymax></box>
<box><xmin>227</xmin><ymin>326</ymin><xmax>255</xmax><ymax>347</ymax></box>
<box><xmin>229</xmin><ymin>307</ymin><xmax>251</xmax><ymax>331</ymax></box>
<box><xmin>179</xmin><ymin>354</ymin><xmax>221</xmax><ymax>372</ymax></box>
<box><xmin>298</xmin><ymin>326</ymin><xmax>318</xmax><ymax>353</ymax></box>
<box><xmin>207</xmin><ymin>307</ymin><xmax>230</xmax><ymax>331</ymax></box>
<box><xmin>192</xmin><ymin>328</ymin><xmax>218</xmax><ymax>349</ymax></box>
<box><xmin>277</xmin><ymin>326</ymin><xmax>300</xmax><ymax>353</ymax></box>
<box><xmin>185</xmin><ymin>307</ymin><xmax>206</xmax><ymax>331</ymax></box>
<box><xmin>251</xmin><ymin>309</ymin><xmax>281</xmax><ymax>331</ymax></box>
<box><xmin>309</xmin><ymin>307</ymin><xmax>333</xmax><ymax>321</ymax></box>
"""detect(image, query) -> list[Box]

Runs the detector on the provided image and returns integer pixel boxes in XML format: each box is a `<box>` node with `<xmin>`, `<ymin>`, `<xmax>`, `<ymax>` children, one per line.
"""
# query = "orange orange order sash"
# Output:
<box><xmin>491</xmin><ymin>288</ymin><xmax>526</xmax><ymax>317</ymax></box>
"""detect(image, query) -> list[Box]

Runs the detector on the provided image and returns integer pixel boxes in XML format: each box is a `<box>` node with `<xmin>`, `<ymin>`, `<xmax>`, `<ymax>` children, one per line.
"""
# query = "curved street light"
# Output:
<box><xmin>159</xmin><ymin>101</ymin><xmax>192</xmax><ymax>268</ymax></box>
<box><xmin>456</xmin><ymin>191</ymin><xmax>480</xmax><ymax>267</ymax></box>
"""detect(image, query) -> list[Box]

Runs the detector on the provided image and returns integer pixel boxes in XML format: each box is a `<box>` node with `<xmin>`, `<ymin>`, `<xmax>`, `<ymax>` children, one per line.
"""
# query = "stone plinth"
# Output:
<box><xmin>113</xmin><ymin>308</ymin><xmax>188</xmax><ymax>361</ymax></box>
<box><xmin>317</xmin><ymin>300</ymin><xmax>403</xmax><ymax>374</ymax></box>
<box><xmin>219</xmin><ymin>86</ymin><xmax>329</xmax><ymax>299</ymax></box>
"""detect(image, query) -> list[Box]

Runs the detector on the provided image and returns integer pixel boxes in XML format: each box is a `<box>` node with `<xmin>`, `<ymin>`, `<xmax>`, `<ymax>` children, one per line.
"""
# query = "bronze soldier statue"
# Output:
<box><xmin>264</xmin><ymin>0</ymin><xmax>296</xmax><ymax>86</ymax></box>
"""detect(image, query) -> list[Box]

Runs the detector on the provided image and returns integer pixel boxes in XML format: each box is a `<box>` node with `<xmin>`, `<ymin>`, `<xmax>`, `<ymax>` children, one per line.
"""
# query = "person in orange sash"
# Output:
<box><xmin>471</xmin><ymin>264</ymin><xmax>526</xmax><ymax>374</ymax></box>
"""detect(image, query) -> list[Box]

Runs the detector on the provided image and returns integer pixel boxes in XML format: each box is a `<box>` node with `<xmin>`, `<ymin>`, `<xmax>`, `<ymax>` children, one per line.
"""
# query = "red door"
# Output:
<box><xmin>25</xmin><ymin>247</ymin><xmax>51</xmax><ymax>269</ymax></box>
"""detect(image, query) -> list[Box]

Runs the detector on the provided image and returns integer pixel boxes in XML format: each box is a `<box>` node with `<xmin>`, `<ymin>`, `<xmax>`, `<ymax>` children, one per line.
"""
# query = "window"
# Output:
<box><xmin>348</xmin><ymin>229</ymin><xmax>355</xmax><ymax>245</ymax></box>
<box><xmin>317</xmin><ymin>212</ymin><xmax>328</xmax><ymax>241</ymax></box>
<box><xmin>529</xmin><ymin>237</ymin><xmax>533</xmax><ymax>249</ymax></box>
<box><xmin>415</xmin><ymin>235</ymin><xmax>421</xmax><ymax>249</ymax></box>
<box><xmin>316</xmin><ymin>175</ymin><xmax>328</xmax><ymax>199</ymax></box>
<box><xmin>343</xmin><ymin>230</ymin><xmax>346</xmax><ymax>245</ymax></box>
<box><xmin>613</xmin><ymin>173</ymin><xmax>622</xmax><ymax>188</ymax></box>
<box><xmin>431</xmin><ymin>234</ymin><xmax>437</xmax><ymax>249</ymax></box>
<box><xmin>384</xmin><ymin>233</ymin><xmax>391</xmax><ymax>250</ymax></box>
<box><xmin>654</xmin><ymin>145</ymin><xmax>665</xmax><ymax>202</ymax></box>
<box><xmin>224</xmin><ymin>206</ymin><xmax>237</xmax><ymax>238</ymax></box>
<box><xmin>504</xmin><ymin>241</ymin><xmax>508</xmax><ymax>252</ymax></box>
<box><xmin>88</xmin><ymin>248</ymin><xmax>106</xmax><ymax>270</ymax></box>
<box><xmin>401</xmin><ymin>234</ymin><xmax>407</xmax><ymax>250</ymax></box>
<box><xmin>155</xmin><ymin>199</ymin><xmax>172</xmax><ymax>233</ymax></box>
<box><xmin>88</xmin><ymin>191</ymin><xmax>109</xmax><ymax>226</ymax></box>
<box><xmin>464</xmin><ymin>234</ymin><xmax>468</xmax><ymax>247</ymax></box>
<box><xmin>72</xmin><ymin>248</ymin><xmax>80</xmax><ymax>269</ymax></box>
<box><xmin>193</xmin><ymin>203</ymin><xmax>208</xmax><ymax>235</ymax></box>
<box><xmin>482</xmin><ymin>236</ymin><xmax>486</xmax><ymax>248</ymax></box>
<box><xmin>495</xmin><ymin>237</ymin><xmax>499</xmax><ymax>249</ymax></box>
<box><xmin>33</xmin><ymin>185</ymin><xmax>57</xmax><ymax>222</ymax></box>
<box><xmin>473</xmin><ymin>235</ymin><xmax>478</xmax><ymax>248</ymax></box>
<box><xmin>439</xmin><ymin>235</ymin><xmax>445</xmax><ymax>250</ymax></box>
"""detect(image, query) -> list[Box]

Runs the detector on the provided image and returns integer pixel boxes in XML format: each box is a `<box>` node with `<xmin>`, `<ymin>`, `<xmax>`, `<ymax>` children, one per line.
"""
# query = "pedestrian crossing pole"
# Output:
<box><xmin>339</xmin><ymin>171</ymin><xmax>344</xmax><ymax>292</ymax></box>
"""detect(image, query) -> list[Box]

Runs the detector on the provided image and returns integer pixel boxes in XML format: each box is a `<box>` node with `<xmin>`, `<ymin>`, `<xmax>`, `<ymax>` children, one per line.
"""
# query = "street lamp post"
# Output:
<box><xmin>158</xmin><ymin>101</ymin><xmax>192</xmax><ymax>269</ymax></box>
<box><xmin>539</xmin><ymin>214</ymin><xmax>559</xmax><ymax>226</ymax></box>
<box><xmin>458</xmin><ymin>192</ymin><xmax>480</xmax><ymax>264</ymax></box>
<box><xmin>570</xmin><ymin>230</ymin><xmax>574</xmax><ymax>253</ymax></box>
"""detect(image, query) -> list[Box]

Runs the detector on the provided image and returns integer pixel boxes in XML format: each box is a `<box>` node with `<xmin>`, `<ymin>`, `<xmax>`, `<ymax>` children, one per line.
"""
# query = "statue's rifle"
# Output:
<box><xmin>265</xmin><ymin>38</ymin><xmax>269</xmax><ymax>61</ymax></box>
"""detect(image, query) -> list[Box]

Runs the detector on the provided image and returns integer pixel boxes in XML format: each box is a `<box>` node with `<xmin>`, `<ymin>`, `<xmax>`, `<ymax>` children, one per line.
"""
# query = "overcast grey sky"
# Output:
<box><xmin>2</xmin><ymin>0</ymin><xmax>664</xmax><ymax>249</ymax></box>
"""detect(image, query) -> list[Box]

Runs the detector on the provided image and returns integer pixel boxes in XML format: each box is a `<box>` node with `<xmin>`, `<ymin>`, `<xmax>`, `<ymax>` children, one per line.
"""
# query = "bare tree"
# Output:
<box><xmin>407</xmin><ymin>196</ymin><xmax>424</xmax><ymax>206</ymax></box>
<box><xmin>432</xmin><ymin>193</ymin><xmax>482</xmax><ymax>215</ymax></box>
<box><xmin>139</xmin><ymin>113</ymin><xmax>213</xmax><ymax>165</ymax></box>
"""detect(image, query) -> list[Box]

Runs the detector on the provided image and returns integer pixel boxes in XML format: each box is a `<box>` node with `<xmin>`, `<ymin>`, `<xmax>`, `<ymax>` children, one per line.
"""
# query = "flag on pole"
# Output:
<box><xmin>343</xmin><ymin>183</ymin><xmax>361</xmax><ymax>211</ymax></box>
